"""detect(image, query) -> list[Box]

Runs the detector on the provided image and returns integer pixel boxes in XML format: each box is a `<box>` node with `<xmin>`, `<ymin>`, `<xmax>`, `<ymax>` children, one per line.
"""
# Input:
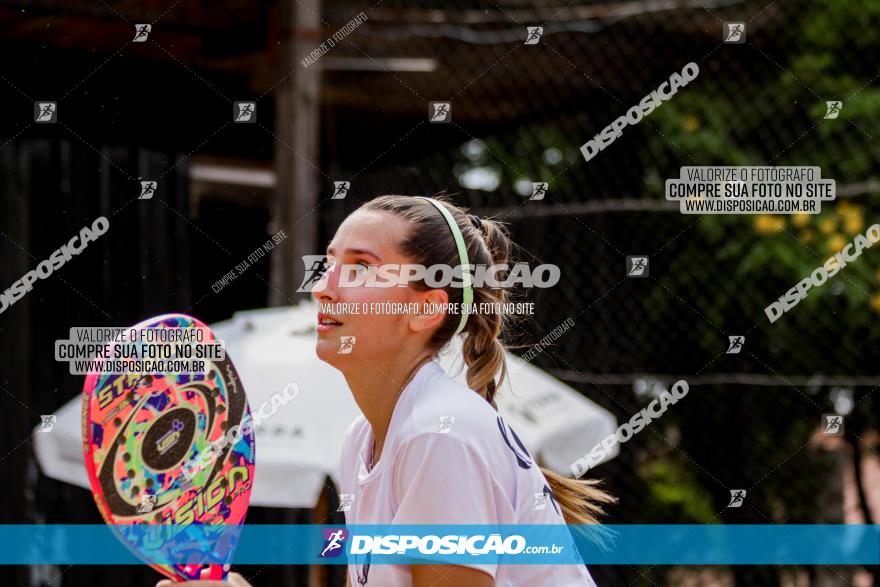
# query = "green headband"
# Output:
<box><xmin>414</xmin><ymin>197</ymin><xmax>473</xmax><ymax>335</ymax></box>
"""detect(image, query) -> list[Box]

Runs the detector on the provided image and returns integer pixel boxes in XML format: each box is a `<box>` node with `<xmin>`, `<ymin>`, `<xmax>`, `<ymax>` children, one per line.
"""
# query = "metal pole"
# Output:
<box><xmin>270</xmin><ymin>0</ymin><xmax>322</xmax><ymax>305</ymax></box>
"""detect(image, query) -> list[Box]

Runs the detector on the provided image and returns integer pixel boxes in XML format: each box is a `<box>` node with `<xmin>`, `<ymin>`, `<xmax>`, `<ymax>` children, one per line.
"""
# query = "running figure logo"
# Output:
<box><xmin>319</xmin><ymin>528</ymin><xmax>348</xmax><ymax>558</ymax></box>
<box><xmin>626</xmin><ymin>256</ymin><xmax>649</xmax><ymax>278</ymax></box>
<box><xmin>338</xmin><ymin>336</ymin><xmax>356</xmax><ymax>354</ymax></box>
<box><xmin>824</xmin><ymin>101</ymin><xmax>843</xmax><ymax>119</ymax></box>
<box><xmin>297</xmin><ymin>255</ymin><xmax>332</xmax><ymax>292</ymax></box>
<box><xmin>37</xmin><ymin>415</ymin><xmax>57</xmax><ymax>432</ymax></box>
<box><xmin>233</xmin><ymin>101</ymin><xmax>257</xmax><ymax>123</ymax></box>
<box><xmin>530</xmin><ymin>182</ymin><xmax>548</xmax><ymax>200</ymax></box>
<box><xmin>822</xmin><ymin>414</ymin><xmax>844</xmax><ymax>435</ymax></box>
<box><xmin>139</xmin><ymin>181</ymin><xmax>157</xmax><ymax>200</ymax></box>
<box><xmin>332</xmin><ymin>181</ymin><xmax>350</xmax><ymax>200</ymax></box>
<box><xmin>439</xmin><ymin>415</ymin><xmax>455</xmax><ymax>433</ymax></box>
<box><xmin>525</xmin><ymin>27</ymin><xmax>543</xmax><ymax>45</ymax></box>
<box><xmin>133</xmin><ymin>24</ymin><xmax>151</xmax><ymax>42</ymax></box>
<box><xmin>429</xmin><ymin>102</ymin><xmax>452</xmax><ymax>123</ymax></box>
<box><xmin>532</xmin><ymin>492</ymin><xmax>551</xmax><ymax>510</ymax></box>
<box><xmin>34</xmin><ymin>102</ymin><xmax>57</xmax><ymax>123</ymax></box>
<box><xmin>532</xmin><ymin>484</ymin><xmax>560</xmax><ymax>514</ymax></box>
<box><xmin>726</xmin><ymin>336</ymin><xmax>744</xmax><ymax>354</ymax></box>
<box><xmin>727</xmin><ymin>489</ymin><xmax>746</xmax><ymax>508</ymax></box>
<box><xmin>136</xmin><ymin>493</ymin><xmax>157</xmax><ymax>513</ymax></box>
<box><xmin>336</xmin><ymin>493</ymin><xmax>355</xmax><ymax>512</ymax></box>
<box><xmin>723</xmin><ymin>22</ymin><xmax>746</xmax><ymax>43</ymax></box>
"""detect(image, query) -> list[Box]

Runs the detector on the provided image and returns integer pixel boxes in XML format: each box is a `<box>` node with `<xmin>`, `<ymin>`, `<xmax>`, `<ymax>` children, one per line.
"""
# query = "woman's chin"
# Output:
<box><xmin>315</xmin><ymin>339</ymin><xmax>345</xmax><ymax>365</ymax></box>
<box><xmin>315</xmin><ymin>341</ymin><xmax>332</xmax><ymax>362</ymax></box>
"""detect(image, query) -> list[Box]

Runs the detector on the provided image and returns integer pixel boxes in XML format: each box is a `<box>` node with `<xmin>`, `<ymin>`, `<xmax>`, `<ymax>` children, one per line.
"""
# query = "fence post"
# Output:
<box><xmin>270</xmin><ymin>0</ymin><xmax>322</xmax><ymax>306</ymax></box>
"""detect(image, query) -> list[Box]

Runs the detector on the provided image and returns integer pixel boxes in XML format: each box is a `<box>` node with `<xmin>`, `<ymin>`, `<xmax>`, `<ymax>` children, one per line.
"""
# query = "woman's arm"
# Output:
<box><xmin>412</xmin><ymin>564</ymin><xmax>493</xmax><ymax>587</ymax></box>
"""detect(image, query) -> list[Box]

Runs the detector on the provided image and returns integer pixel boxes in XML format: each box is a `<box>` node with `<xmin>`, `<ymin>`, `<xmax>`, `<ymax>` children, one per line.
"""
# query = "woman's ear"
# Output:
<box><xmin>408</xmin><ymin>288</ymin><xmax>450</xmax><ymax>333</ymax></box>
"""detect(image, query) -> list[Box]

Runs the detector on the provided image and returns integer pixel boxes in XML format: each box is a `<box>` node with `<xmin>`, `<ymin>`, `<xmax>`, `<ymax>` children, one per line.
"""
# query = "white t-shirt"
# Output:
<box><xmin>337</xmin><ymin>359</ymin><xmax>597</xmax><ymax>587</ymax></box>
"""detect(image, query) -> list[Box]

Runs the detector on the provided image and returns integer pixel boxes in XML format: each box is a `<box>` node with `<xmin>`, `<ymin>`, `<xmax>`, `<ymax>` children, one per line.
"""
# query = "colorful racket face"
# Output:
<box><xmin>81</xmin><ymin>313</ymin><xmax>255</xmax><ymax>582</ymax></box>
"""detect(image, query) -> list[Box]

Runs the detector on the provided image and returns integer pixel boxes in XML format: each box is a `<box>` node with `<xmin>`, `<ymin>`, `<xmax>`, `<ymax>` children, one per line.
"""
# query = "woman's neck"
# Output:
<box><xmin>345</xmin><ymin>353</ymin><xmax>433</xmax><ymax>467</ymax></box>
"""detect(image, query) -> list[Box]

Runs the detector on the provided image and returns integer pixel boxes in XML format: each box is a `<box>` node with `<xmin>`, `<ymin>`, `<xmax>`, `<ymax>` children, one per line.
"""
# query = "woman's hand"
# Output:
<box><xmin>156</xmin><ymin>571</ymin><xmax>252</xmax><ymax>587</ymax></box>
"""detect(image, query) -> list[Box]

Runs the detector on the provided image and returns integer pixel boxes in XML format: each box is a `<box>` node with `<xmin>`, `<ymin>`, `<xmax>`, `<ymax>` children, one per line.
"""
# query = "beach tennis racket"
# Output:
<box><xmin>82</xmin><ymin>313</ymin><xmax>255</xmax><ymax>582</ymax></box>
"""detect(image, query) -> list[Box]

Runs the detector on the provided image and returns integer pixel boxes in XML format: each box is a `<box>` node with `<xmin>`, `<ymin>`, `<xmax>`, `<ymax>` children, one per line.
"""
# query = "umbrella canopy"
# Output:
<box><xmin>34</xmin><ymin>302</ymin><xmax>618</xmax><ymax>508</ymax></box>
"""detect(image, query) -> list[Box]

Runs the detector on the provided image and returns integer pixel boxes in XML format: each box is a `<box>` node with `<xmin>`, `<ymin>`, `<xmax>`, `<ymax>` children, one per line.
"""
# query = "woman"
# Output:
<box><xmin>161</xmin><ymin>195</ymin><xmax>613</xmax><ymax>587</ymax></box>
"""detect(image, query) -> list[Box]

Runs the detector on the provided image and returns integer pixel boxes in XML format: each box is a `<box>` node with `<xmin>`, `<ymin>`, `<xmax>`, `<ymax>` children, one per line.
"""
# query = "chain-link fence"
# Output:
<box><xmin>314</xmin><ymin>1</ymin><xmax>880</xmax><ymax>585</ymax></box>
<box><xmin>1</xmin><ymin>0</ymin><xmax>879</xmax><ymax>586</ymax></box>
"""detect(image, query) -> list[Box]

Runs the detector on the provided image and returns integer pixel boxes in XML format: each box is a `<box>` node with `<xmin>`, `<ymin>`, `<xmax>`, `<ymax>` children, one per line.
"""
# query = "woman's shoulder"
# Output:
<box><xmin>400</xmin><ymin>364</ymin><xmax>504</xmax><ymax>449</ymax></box>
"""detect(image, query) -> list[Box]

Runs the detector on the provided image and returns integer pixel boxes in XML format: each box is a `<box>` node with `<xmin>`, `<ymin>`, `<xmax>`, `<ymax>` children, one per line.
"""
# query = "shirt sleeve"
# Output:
<box><xmin>391</xmin><ymin>432</ymin><xmax>503</xmax><ymax>578</ymax></box>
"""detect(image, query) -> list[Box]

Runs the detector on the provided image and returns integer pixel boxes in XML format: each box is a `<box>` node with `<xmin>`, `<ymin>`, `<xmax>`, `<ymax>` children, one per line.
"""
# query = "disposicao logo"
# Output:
<box><xmin>320</xmin><ymin>528</ymin><xmax>348</xmax><ymax>558</ymax></box>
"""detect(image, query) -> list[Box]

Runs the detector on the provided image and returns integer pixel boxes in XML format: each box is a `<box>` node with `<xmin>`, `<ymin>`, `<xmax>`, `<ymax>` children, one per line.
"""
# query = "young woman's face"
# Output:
<box><xmin>312</xmin><ymin>209</ymin><xmax>435</xmax><ymax>369</ymax></box>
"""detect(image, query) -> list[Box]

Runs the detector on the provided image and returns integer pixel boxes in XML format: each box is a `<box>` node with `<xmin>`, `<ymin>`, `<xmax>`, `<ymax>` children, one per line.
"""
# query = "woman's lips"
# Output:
<box><xmin>317</xmin><ymin>313</ymin><xmax>343</xmax><ymax>334</ymax></box>
<box><xmin>317</xmin><ymin>323</ymin><xmax>341</xmax><ymax>334</ymax></box>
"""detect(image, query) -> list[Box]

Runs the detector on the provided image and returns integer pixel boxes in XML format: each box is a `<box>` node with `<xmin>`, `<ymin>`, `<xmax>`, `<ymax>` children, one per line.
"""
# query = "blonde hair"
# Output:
<box><xmin>360</xmin><ymin>194</ymin><xmax>615</xmax><ymax>524</ymax></box>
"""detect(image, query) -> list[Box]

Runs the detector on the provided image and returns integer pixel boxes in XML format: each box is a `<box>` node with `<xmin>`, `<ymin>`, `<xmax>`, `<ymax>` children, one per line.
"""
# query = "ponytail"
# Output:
<box><xmin>362</xmin><ymin>194</ymin><xmax>616</xmax><ymax>524</ymax></box>
<box><xmin>541</xmin><ymin>468</ymin><xmax>616</xmax><ymax>525</ymax></box>
<box><xmin>459</xmin><ymin>217</ymin><xmax>616</xmax><ymax>522</ymax></box>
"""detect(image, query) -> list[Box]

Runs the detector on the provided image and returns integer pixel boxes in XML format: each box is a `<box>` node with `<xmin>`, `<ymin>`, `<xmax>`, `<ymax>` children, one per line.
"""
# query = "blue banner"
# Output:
<box><xmin>0</xmin><ymin>525</ymin><xmax>877</xmax><ymax>565</ymax></box>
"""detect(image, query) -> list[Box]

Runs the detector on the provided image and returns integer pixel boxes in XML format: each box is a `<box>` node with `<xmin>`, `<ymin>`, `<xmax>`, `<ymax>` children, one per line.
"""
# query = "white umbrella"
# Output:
<box><xmin>34</xmin><ymin>301</ymin><xmax>618</xmax><ymax>508</ymax></box>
